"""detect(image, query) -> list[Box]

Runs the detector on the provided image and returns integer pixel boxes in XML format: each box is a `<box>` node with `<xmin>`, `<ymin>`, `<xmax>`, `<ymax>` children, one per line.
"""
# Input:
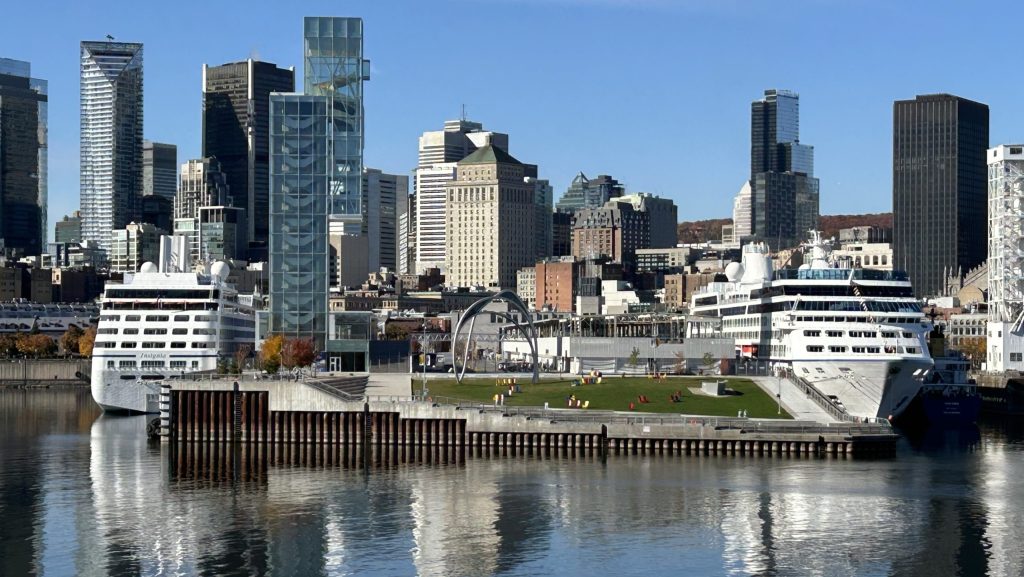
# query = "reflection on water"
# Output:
<box><xmin>1</xmin><ymin>388</ymin><xmax>1023</xmax><ymax>577</ymax></box>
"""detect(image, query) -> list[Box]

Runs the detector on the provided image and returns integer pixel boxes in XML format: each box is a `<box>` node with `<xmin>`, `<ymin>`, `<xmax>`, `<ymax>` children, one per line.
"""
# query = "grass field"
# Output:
<box><xmin>415</xmin><ymin>376</ymin><xmax>792</xmax><ymax>419</ymax></box>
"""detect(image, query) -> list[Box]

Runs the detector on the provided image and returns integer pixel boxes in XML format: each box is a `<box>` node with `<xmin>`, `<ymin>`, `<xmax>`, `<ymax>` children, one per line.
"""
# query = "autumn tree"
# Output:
<box><xmin>281</xmin><ymin>337</ymin><xmax>317</xmax><ymax>370</ymax></box>
<box><xmin>0</xmin><ymin>334</ymin><xmax>17</xmax><ymax>358</ymax></box>
<box><xmin>260</xmin><ymin>334</ymin><xmax>284</xmax><ymax>373</ymax></box>
<box><xmin>79</xmin><ymin>326</ymin><xmax>97</xmax><ymax>357</ymax></box>
<box><xmin>384</xmin><ymin>323</ymin><xmax>410</xmax><ymax>341</ymax></box>
<box><xmin>17</xmin><ymin>333</ymin><xmax>57</xmax><ymax>358</ymax></box>
<box><xmin>60</xmin><ymin>325</ymin><xmax>84</xmax><ymax>356</ymax></box>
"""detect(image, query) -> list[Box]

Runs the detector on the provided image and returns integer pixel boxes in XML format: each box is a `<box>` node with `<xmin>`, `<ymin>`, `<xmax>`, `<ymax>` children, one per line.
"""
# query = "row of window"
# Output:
<box><xmin>806</xmin><ymin>345</ymin><xmax>920</xmax><ymax>354</ymax></box>
<box><xmin>106</xmin><ymin>360</ymin><xmax>195</xmax><ymax>369</ymax></box>
<box><xmin>100</xmin><ymin>314</ymin><xmax>215</xmax><ymax>323</ymax></box>
<box><xmin>95</xmin><ymin>341</ymin><xmax>214</xmax><ymax>349</ymax></box>
<box><xmin>803</xmin><ymin>330</ymin><xmax>914</xmax><ymax>339</ymax></box>
<box><xmin>99</xmin><ymin>328</ymin><xmax>218</xmax><ymax>336</ymax></box>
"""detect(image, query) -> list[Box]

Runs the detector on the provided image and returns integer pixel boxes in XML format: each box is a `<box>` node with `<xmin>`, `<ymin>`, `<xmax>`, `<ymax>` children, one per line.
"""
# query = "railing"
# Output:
<box><xmin>787</xmin><ymin>374</ymin><xmax>890</xmax><ymax>425</ymax></box>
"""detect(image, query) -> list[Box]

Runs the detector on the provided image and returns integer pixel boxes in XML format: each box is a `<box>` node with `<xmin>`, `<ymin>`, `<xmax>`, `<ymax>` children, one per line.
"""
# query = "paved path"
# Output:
<box><xmin>750</xmin><ymin>376</ymin><xmax>839</xmax><ymax>423</ymax></box>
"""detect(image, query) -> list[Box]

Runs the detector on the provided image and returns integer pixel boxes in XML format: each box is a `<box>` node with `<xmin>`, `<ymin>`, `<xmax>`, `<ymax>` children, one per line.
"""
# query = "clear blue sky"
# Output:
<box><xmin>2</xmin><ymin>0</ymin><xmax>1019</xmax><ymax>237</ymax></box>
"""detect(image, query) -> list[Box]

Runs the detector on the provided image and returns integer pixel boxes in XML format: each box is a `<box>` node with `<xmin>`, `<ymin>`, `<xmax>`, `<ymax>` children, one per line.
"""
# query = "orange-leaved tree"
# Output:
<box><xmin>281</xmin><ymin>337</ymin><xmax>317</xmax><ymax>370</ymax></box>
<box><xmin>79</xmin><ymin>326</ymin><xmax>97</xmax><ymax>357</ymax></box>
<box><xmin>260</xmin><ymin>334</ymin><xmax>284</xmax><ymax>373</ymax></box>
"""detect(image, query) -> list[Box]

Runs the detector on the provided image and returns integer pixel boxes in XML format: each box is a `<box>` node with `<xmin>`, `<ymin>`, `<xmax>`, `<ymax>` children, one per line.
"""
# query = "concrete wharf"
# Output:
<box><xmin>159</xmin><ymin>374</ymin><xmax>899</xmax><ymax>459</ymax></box>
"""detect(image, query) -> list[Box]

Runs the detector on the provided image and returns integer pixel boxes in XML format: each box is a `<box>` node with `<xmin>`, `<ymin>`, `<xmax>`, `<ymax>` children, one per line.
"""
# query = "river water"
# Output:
<box><xmin>0</xmin><ymin>388</ymin><xmax>1021</xmax><ymax>577</ymax></box>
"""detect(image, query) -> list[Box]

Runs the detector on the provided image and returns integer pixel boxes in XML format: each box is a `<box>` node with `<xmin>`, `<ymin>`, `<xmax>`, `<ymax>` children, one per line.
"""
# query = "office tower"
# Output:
<box><xmin>445</xmin><ymin>145</ymin><xmax>535</xmax><ymax>289</ymax></box>
<box><xmin>555</xmin><ymin>173</ymin><xmax>624</xmax><ymax>213</ymax></box>
<box><xmin>80</xmin><ymin>41</ymin><xmax>144</xmax><ymax>255</ymax></box>
<box><xmin>552</xmin><ymin>212</ymin><xmax>572</xmax><ymax>257</ymax></box>
<box><xmin>109</xmin><ymin>222</ymin><xmax>164</xmax><ymax>273</ymax></box>
<box><xmin>571</xmin><ymin>201</ymin><xmax>649</xmax><ymax>267</ymax></box>
<box><xmin>0</xmin><ymin>59</ymin><xmax>47</xmax><ymax>257</ymax></box>
<box><xmin>55</xmin><ymin>211</ymin><xmax>82</xmax><ymax>244</ymax></box>
<box><xmin>987</xmin><ymin>145</ymin><xmax>1024</xmax><ymax>371</ymax></box>
<box><xmin>612</xmin><ymin>193</ymin><xmax>678</xmax><ymax>248</ymax></box>
<box><xmin>202</xmin><ymin>59</ymin><xmax>295</xmax><ymax>256</ymax></box>
<box><xmin>363</xmin><ymin>168</ymin><xmax>408</xmax><ymax>273</ymax></box>
<box><xmin>743</xmin><ymin>89</ymin><xmax>819</xmax><ymax>249</ymax></box>
<box><xmin>893</xmin><ymin>94</ymin><xmax>989</xmax><ymax>298</ymax></box>
<box><xmin>174</xmin><ymin>158</ymin><xmax>233</xmax><ymax>264</ymax></box>
<box><xmin>527</xmin><ymin>177</ymin><xmax>553</xmax><ymax>261</ymax></box>
<box><xmin>140</xmin><ymin>195</ymin><xmax>173</xmax><ymax>234</ymax></box>
<box><xmin>198</xmin><ymin>206</ymin><xmax>245</xmax><ymax>262</ymax></box>
<box><xmin>267</xmin><ymin>17</ymin><xmax>369</xmax><ymax>345</ymax></box>
<box><xmin>142</xmin><ymin>141</ymin><xmax>177</xmax><ymax>199</ymax></box>
<box><xmin>732</xmin><ymin>181</ymin><xmax>752</xmax><ymax>241</ymax></box>
<box><xmin>397</xmin><ymin>192</ymin><xmax>414</xmax><ymax>274</ymax></box>
<box><xmin>414</xmin><ymin>119</ymin><xmax>508</xmax><ymax>273</ymax></box>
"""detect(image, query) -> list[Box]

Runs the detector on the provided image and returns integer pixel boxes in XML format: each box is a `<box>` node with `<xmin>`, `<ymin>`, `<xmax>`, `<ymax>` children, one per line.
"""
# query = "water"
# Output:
<box><xmin>1</xmin><ymin>389</ymin><xmax>1022</xmax><ymax>577</ymax></box>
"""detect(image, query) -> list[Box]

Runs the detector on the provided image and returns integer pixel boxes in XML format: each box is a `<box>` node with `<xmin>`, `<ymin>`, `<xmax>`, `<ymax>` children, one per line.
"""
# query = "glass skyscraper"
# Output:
<box><xmin>303</xmin><ymin>16</ymin><xmax>370</xmax><ymax>224</ymax></box>
<box><xmin>0</xmin><ymin>58</ymin><xmax>47</xmax><ymax>256</ymax></box>
<box><xmin>80</xmin><ymin>41</ymin><xmax>144</xmax><ymax>255</ymax></box>
<box><xmin>268</xmin><ymin>17</ymin><xmax>369</xmax><ymax>345</ymax></box>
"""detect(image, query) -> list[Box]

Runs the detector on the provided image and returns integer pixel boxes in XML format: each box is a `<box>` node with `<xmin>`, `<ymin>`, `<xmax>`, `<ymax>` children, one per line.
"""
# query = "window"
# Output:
<box><xmin>191</xmin><ymin>342</ymin><xmax>212</xmax><ymax>348</ymax></box>
<box><xmin>881</xmin><ymin>332</ymin><xmax>896</xmax><ymax>338</ymax></box>
<box><xmin>125</xmin><ymin>315</ymin><xmax>141</xmax><ymax>322</ymax></box>
<box><xmin>171</xmin><ymin>342</ymin><xmax>186</xmax><ymax>348</ymax></box>
<box><xmin>804</xmin><ymin>330</ymin><xmax>820</xmax><ymax>337</ymax></box>
<box><xmin>98</xmin><ymin>328</ymin><xmax>118</xmax><ymax>335</ymax></box>
<box><xmin>852</xmin><ymin>346</ymin><xmax>866</xmax><ymax>353</ymax></box>
<box><xmin>826</xmin><ymin>331</ymin><xmax>842</xmax><ymax>338</ymax></box>
<box><xmin>121</xmin><ymin>342</ymin><xmax>137</xmax><ymax>348</ymax></box>
<box><xmin>902</xmin><ymin>332</ymin><xmax>913</xmax><ymax>339</ymax></box>
<box><xmin>123</xmin><ymin>328</ymin><xmax>139</xmax><ymax>335</ymax></box>
<box><xmin>100</xmin><ymin>315</ymin><xmax>120</xmax><ymax>322</ymax></box>
<box><xmin>172</xmin><ymin>328</ymin><xmax>188</xmax><ymax>335</ymax></box>
<box><xmin>828</xmin><ymin>346</ymin><xmax>847</xmax><ymax>353</ymax></box>
<box><xmin>170</xmin><ymin>360</ymin><xmax>187</xmax><ymax>368</ymax></box>
<box><xmin>806</xmin><ymin>345</ymin><xmax>824</xmax><ymax>352</ymax></box>
<box><xmin>906</xmin><ymin>347</ymin><xmax>920</xmax><ymax>354</ymax></box>
<box><xmin>146</xmin><ymin>315</ymin><xmax>169</xmax><ymax>322</ymax></box>
<box><xmin>142</xmin><ymin>342</ymin><xmax>165</xmax><ymax>349</ymax></box>
<box><xmin>1011</xmin><ymin>353</ymin><xmax>1023</xmax><ymax>362</ymax></box>
<box><xmin>106</xmin><ymin>361</ymin><xmax>114</xmax><ymax>368</ymax></box>
<box><xmin>144</xmin><ymin>328</ymin><xmax>167</xmax><ymax>335</ymax></box>
<box><xmin>174</xmin><ymin>315</ymin><xmax>189</xmax><ymax>322</ymax></box>
<box><xmin>193</xmin><ymin>328</ymin><xmax>217</xmax><ymax>335</ymax></box>
<box><xmin>195</xmin><ymin>315</ymin><xmax>213</xmax><ymax>322</ymax></box>
<box><xmin>140</xmin><ymin>360</ymin><xmax>165</xmax><ymax>369</ymax></box>
<box><xmin>119</xmin><ymin>361</ymin><xmax>136</xmax><ymax>368</ymax></box>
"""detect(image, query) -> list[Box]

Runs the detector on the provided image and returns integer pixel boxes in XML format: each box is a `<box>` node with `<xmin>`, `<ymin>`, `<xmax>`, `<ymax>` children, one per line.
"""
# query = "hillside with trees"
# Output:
<box><xmin>676</xmin><ymin>213</ymin><xmax>893</xmax><ymax>244</ymax></box>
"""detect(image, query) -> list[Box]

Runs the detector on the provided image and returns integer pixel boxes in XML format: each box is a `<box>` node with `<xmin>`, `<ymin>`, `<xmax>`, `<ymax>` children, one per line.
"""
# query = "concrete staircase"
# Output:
<box><xmin>305</xmin><ymin>374</ymin><xmax>369</xmax><ymax>400</ymax></box>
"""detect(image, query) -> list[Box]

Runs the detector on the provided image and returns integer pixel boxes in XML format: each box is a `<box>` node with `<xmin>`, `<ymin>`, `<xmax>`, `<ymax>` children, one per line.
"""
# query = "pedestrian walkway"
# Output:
<box><xmin>750</xmin><ymin>376</ymin><xmax>839</xmax><ymax>423</ymax></box>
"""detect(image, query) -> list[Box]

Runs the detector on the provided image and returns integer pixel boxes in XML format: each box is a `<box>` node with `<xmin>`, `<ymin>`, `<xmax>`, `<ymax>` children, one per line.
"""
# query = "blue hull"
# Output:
<box><xmin>922</xmin><ymin>394</ymin><xmax>982</xmax><ymax>425</ymax></box>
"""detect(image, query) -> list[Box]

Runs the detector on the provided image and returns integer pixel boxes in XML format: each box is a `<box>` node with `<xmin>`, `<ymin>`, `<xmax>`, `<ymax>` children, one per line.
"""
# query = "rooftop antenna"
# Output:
<box><xmin>106</xmin><ymin>34</ymin><xmax>115</xmax><ymax>41</ymax></box>
<box><xmin>461</xmin><ymin>103</ymin><xmax>467</xmax><ymax>122</ymax></box>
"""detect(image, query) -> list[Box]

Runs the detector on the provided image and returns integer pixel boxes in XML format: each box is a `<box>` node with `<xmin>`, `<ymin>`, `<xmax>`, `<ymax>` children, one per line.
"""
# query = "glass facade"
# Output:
<box><xmin>269</xmin><ymin>94</ymin><xmax>331</xmax><ymax>344</ymax></box>
<box><xmin>0</xmin><ymin>58</ymin><xmax>47</xmax><ymax>256</ymax></box>
<box><xmin>303</xmin><ymin>16</ymin><xmax>369</xmax><ymax>222</ymax></box>
<box><xmin>80</xmin><ymin>41</ymin><xmax>144</xmax><ymax>256</ymax></box>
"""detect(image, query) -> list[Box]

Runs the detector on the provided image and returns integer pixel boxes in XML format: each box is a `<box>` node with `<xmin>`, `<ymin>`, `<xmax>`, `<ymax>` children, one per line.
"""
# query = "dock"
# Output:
<box><xmin>159</xmin><ymin>375</ymin><xmax>899</xmax><ymax>460</ymax></box>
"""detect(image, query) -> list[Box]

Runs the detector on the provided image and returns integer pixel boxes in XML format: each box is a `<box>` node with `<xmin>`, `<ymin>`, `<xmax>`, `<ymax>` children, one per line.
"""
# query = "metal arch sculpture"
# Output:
<box><xmin>452</xmin><ymin>290</ymin><xmax>539</xmax><ymax>384</ymax></box>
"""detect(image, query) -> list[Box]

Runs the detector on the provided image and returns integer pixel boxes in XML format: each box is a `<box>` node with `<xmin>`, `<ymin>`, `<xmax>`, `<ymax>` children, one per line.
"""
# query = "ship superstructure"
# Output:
<box><xmin>692</xmin><ymin>231</ymin><xmax>931</xmax><ymax>420</ymax></box>
<box><xmin>91</xmin><ymin>260</ymin><xmax>256</xmax><ymax>413</ymax></box>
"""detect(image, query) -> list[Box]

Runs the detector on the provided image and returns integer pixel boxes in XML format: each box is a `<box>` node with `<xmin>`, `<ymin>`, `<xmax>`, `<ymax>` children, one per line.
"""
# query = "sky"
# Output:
<box><xmin>2</xmin><ymin>0</ymin><xmax>1021</xmax><ymax>238</ymax></box>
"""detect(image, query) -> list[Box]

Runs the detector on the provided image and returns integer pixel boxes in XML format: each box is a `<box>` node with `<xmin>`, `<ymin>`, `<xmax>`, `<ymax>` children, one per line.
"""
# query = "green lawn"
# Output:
<box><xmin>415</xmin><ymin>376</ymin><xmax>792</xmax><ymax>419</ymax></box>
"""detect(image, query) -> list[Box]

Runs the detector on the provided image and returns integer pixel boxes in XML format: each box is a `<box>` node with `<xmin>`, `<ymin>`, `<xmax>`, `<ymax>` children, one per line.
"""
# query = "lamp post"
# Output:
<box><xmin>420</xmin><ymin>320</ymin><xmax>428</xmax><ymax>400</ymax></box>
<box><xmin>776</xmin><ymin>365</ymin><xmax>783</xmax><ymax>415</ymax></box>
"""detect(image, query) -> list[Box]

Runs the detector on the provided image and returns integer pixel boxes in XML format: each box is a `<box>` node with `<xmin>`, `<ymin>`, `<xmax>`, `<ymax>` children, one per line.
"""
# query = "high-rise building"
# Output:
<box><xmin>612</xmin><ymin>193</ymin><xmax>677</xmax><ymax>248</ymax></box>
<box><xmin>362</xmin><ymin>168</ymin><xmax>407</xmax><ymax>273</ymax></box>
<box><xmin>267</xmin><ymin>17</ymin><xmax>369</xmax><ymax>347</ymax></box>
<box><xmin>445</xmin><ymin>145</ymin><xmax>535</xmax><ymax>289</ymax></box>
<box><xmin>987</xmin><ymin>144</ymin><xmax>1024</xmax><ymax>371</ymax></box>
<box><xmin>552</xmin><ymin>212</ymin><xmax>573</xmax><ymax>257</ymax></box>
<box><xmin>743</xmin><ymin>89</ymin><xmax>819</xmax><ymax>249</ymax></box>
<box><xmin>174</xmin><ymin>158</ymin><xmax>233</xmax><ymax>264</ymax></box>
<box><xmin>571</xmin><ymin>201</ymin><xmax>649</xmax><ymax>268</ymax></box>
<box><xmin>892</xmin><ymin>94</ymin><xmax>989</xmax><ymax>297</ymax></box>
<box><xmin>555</xmin><ymin>173</ymin><xmax>624</xmax><ymax>213</ymax></box>
<box><xmin>415</xmin><ymin>119</ymin><xmax>508</xmax><ymax>273</ymax></box>
<box><xmin>174</xmin><ymin>158</ymin><xmax>230</xmax><ymax>220</ymax></box>
<box><xmin>527</xmin><ymin>176</ymin><xmax>553</xmax><ymax>260</ymax></box>
<box><xmin>0</xmin><ymin>59</ymin><xmax>47</xmax><ymax>257</ymax></box>
<box><xmin>109</xmin><ymin>222</ymin><xmax>164</xmax><ymax>273</ymax></box>
<box><xmin>202</xmin><ymin>59</ymin><xmax>295</xmax><ymax>256</ymax></box>
<box><xmin>80</xmin><ymin>41</ymin><xmax>144</xmax><ymax>255</ymax></box>
<box><xmin>398</xmin><ymin>192</ymin><xmax>415</xmax><ymax>274</ymax></box>
<box><xmin>142</xmin><ymin>141</ymin><xmax>177</xmax><ymax>200</ymax></box>
<box><xmin>55</xmin><ymin>211</ymin><xmax>81</xmax><ymax>244</ymax></box>
<box><xmin>731</xmin><ymin>181</ymin><xmax>752</xmax><ymax>241</ymax></box>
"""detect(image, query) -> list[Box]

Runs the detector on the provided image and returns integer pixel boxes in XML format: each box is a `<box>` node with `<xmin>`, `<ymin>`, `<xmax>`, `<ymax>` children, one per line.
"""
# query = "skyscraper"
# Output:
<box><xmin>445</xmin><ymin>145</ymin><xmax>535</xmax><ymax>289</ymax></box>
<box><xmin>892</xmin><ymin>94</ymin><xmax>989</xmax><ymax>297</ymax></box>
<box><xmin>414</xmin><ymin>119</ymin><xmax>508</xmax><ymax>273</ymax></box>
<box><xmin>80</xmin><ymin>41</ymin><xmax>144</xmax><ymax>255</ymax></box>
<box><xmin>555</xmin><ymin>173</ymin><xmax>625</xmax><ymax>213</ymax></box>
<box><xmin>0</xmin><ymin>58</ymin><xmax>47</xmax><ymax>256</ymax></box>
<box><xmin>202</xmin><ymin>59</ymin><xmax>295</xmax><ymax>257</ymax></box>
<box><xmin>142</xmin><ymin>141</ymin><xmax>177</xmax><ymax>200</ymax></box>
<box><xmin>362</xmin><ymin>168</ymin><xmax>408</xmax><ymax>273</ymax></box>
<box><xmin>174</xmin><ymin>158</ymin><xmax>232</xmax><ymax>265</ymax></box>
<box><xmin>268</xmin><ymin>16</ymin><xmax>369</xmax><ymax>346</ymax></box>
<box><xmin>986</xmin><ymin>145</ymin><xmax>1024</xmax><ymax>371</ymax></box>
<box><xmin>744</xmin><ymin>89</ymin><xmax>819</xmax><ymax>249</ymax></box>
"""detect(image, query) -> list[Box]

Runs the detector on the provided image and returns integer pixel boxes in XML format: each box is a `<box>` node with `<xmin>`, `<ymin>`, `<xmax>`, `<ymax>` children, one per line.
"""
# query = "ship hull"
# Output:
<box><xmin>792</xmin><ymin>357</ymin><xmax>930</xmax><ymax>420</ymax></box>
<box><xmin>91</xmin><ymin>363</ymin><xmax>164</xmax><ymax>414</ymax></box>
<box><xmin>921</xmin><ymin>390</ymin><xmax>982</xmax><ymax>425</ymax></box>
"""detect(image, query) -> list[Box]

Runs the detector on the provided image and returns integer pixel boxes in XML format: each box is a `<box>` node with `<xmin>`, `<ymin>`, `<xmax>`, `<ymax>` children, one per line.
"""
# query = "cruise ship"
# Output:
<box><xmin>91</xmin><ymin>260</ymin><xmax>257</xmax><ymax>413</ymax></box>
<box><xmin>691</xmin><ymin>232</ymin><xmax>931</xmax><ymax>421</ymax></box>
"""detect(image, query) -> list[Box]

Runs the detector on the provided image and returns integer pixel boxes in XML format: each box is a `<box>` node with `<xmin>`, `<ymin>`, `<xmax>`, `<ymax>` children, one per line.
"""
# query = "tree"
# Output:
<box><xmin>627</xmin><ymin>347</ymin><xmax>641</xmax><ymax>372</ymax></box>
<box><xmin>260</xmin><ymin>334</ymin><xmax>284</xmax><ymax>373</ymax></box>
<box><xmin>453</xmin><ymin>337</ymin><xmax>478</xmax><ymax>370</ymax></box>
<box><xmin>281</xmin><ymin>337</ymin><xmax>317</xmax><ymax>370</ymax></box>
<box><xmin>384</xmin><ymin>323</ymin><xmax>410</xmax><ymax>341</ymax></box>
<box><xmin>60</xmin><ymin>325</ymin><xmax>84</xmax><ymax>356</ymax></box>
<box><xmin>17</xmin><ymin>333</ymin><xmax>56</xmax><ymax>358</ymax></box>
<box><xmin>0</xmin><ymin>334</ymin><xmax>17</xmax><ymax>358</ymax></box>
<box><xmin>234</xmin><ymin>344</ymin><xmax>252</xmax><ymax>374</ymax></box>
<box><xmin>78</xmin><ymin>327</ymin><xmax>97</xmax><ymax>357</ymax></box>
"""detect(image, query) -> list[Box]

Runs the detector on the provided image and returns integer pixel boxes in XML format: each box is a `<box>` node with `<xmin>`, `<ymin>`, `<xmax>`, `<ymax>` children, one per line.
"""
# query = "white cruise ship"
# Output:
<box><xmin>691</xmin><ymin>232</ymin><xmax>931</xmax><ymax>420</ymax></box>
<box><xmin>91</xmin><ymin>261</ymin><xmax>257</xmax><ymax>413</ymax></box>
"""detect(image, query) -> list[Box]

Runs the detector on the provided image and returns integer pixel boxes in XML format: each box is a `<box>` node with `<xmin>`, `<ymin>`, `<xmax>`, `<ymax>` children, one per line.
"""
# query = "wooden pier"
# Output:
<box><xmin>160</xmin><ymin>378</ymin><xmax>899</xmax><ymax>461</ymax></box>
